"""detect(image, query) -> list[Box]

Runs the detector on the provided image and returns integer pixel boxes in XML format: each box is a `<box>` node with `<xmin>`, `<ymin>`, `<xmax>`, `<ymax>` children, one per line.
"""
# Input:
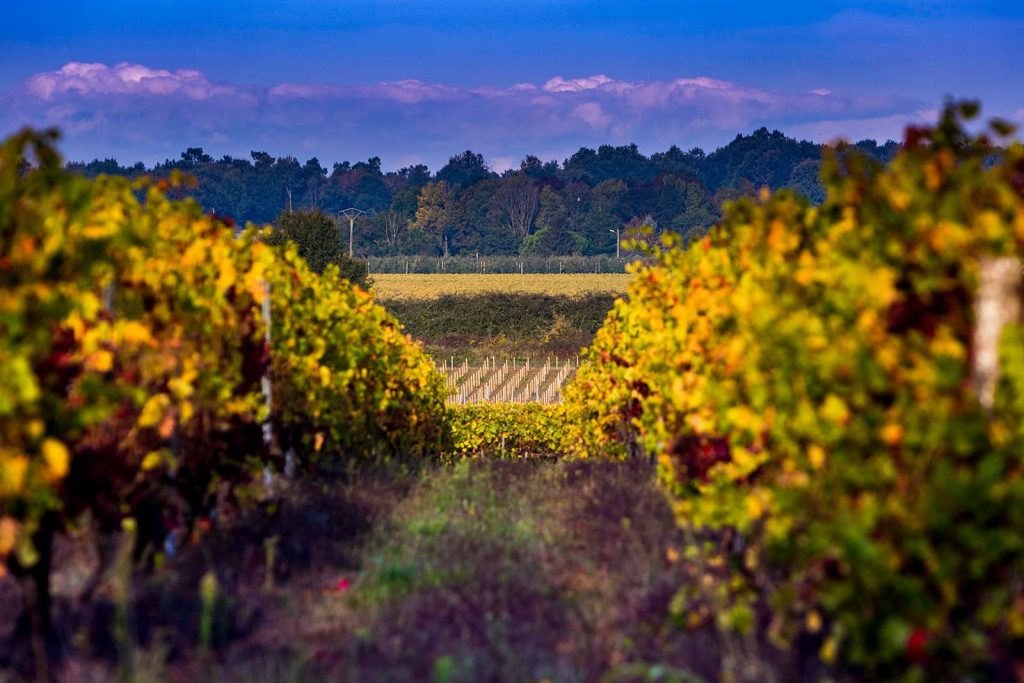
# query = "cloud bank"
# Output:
<box><xmin>3</xmin><ymin>61</ymin><xmax>933</xmax><ymax>169</ymax></box>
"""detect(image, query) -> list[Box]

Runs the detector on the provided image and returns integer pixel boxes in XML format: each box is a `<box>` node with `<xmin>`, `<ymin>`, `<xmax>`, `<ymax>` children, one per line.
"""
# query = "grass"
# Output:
<box><xmin>371</xmin><ymin>273</ymin><xmax>631</xmax><ymax>300</ymax></box>
<box><xmin>315</xmin><ymin>459</ymin><xmax>719</xmax><ymax>682</ymax></box>
<box><xmin>1</xmin><ymin>460</ymin><xmax>815</xmax><ymax>682</ymax></box>
<box><xmin>382</xmin><ymin>292</ymin><xmax>618</xmax><ymax>362</ymax></box>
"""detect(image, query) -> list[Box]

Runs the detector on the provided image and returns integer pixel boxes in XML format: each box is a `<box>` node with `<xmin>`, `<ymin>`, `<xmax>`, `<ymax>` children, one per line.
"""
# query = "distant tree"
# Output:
<box><xmin>521</xmin><ymin>186</ymin><xmax>577</xmax><ymax>256</ymax></box>
<box><xmin>671</xmin><ymin>181</ymin><xmax>718</xmax><ymax>237</ymax></box>
<box><xmin>519</xmin><ymin>154</ymin><xmax>559</xmax><ymax>180</ymax></box>
<box><xmin>375</xmin><ymin>210</ymin><xmax>406</xmax><ymax>254</ymax></box>
<box><xmin>493</xmin><ymin>175</ymin><xmax>539</xmax><ymax>245</ymax></box>
<box><xmin>449</xmin><ymin>178</ymin><xmax>502</xmax><ymax>254</ymax></box>
<box><xmin>262</xmin><ymin>209</ymin><xmax>370</xmax><ymax>287</ymax></box>
<box><xmin>786</xmin><ymin>159</ymin><xmax>826</xmax><ymax>204</ymax></box>
<box><xmin>180</xmin><ymin>147</ymin><xmax>212</xmax><ymax>166</ymax></box>
<box><xmin>651</xmin><ymin>145</ymin><xmax>704</xmax><ymax>177</ymax></box>
<box><xmin>303</xmin><ymin>157</ymin><xmax>327</xmax><ymax>210</ymax></box>
<box><xmin>410</xmin><ymin>181</ymin><xmax>453</xmax><ymax>257</ymax></box>
<box><xmin>535</xmin><ymin>186</ymin><xmax>568</xmax><ymax>233</ymax></box>
<box><xmin>60</xmin><ymin>126</ymin><xmax>901</xmax><ymax>256</ymax></box>
<box><xmin>579</xmin><ymin>179</ymin><xmax>628</xmax><ymax>255</ymax></box>
<box><xmin>699</xmin><ymin>128</ymin><xmax>820</xmax><ymax>192</ymax></box>
<box><xmin>396</xmin><ymin>163</ymin><xmax>432</xmax><ymax>188</ymax></box>
<box><xmin>562</xmin><ymin>143</ymin><xmax>654</xmax><ymax>185</ymax></box>
<box><xmin>250</xmin><ymin>151</ymin><xmax>273</xmax><ymax>168</ymax></box>
<box><xmin>436</xmin><ymin>150</ymin><xmax>493</xmax><ymax>190</ymax></box>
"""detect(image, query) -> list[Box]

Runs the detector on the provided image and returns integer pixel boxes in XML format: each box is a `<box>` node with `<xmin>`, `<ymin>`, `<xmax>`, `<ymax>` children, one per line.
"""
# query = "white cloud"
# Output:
<box><xmin>570</xmin><ymin>102</ymin><xmax>610</xmax><ymax>129</ymax></box>
<box><xmin>542</xmin><ymin>75</ymin><xmax>614</xmax><ymax>93</ymax></box>
<box><xmin>27</xmin><ymin>62</ymin><xmax>237</xmax><ymax>100</ymax></box>
<box><xmin>5</xmin><ymin>62</ymin><xmax>936</xmax><ymax>167</ymax></box>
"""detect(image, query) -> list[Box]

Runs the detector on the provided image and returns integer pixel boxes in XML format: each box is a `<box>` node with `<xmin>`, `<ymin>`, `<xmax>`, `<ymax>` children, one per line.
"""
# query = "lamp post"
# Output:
<box><xmin>609</xmin><ymin>228</ymin><xmax>620</xmax><ymax>259</ymax></box>
<box><xmin>339</xmin><ymin>208</ymin><xmax>365</xmax><ymax>257</ymax></box>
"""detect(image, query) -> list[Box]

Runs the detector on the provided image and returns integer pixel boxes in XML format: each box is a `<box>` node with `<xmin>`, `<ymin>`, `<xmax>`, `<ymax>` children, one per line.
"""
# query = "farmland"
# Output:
<box><xmin>371</xmin><ymin>273</ymin><xmax>630</xmax><ymax>299</ymax></box>
<box><xmin>4</xmin><ymin>106</ymin><xmax>1024</xmax><ymax>682</ymax></box>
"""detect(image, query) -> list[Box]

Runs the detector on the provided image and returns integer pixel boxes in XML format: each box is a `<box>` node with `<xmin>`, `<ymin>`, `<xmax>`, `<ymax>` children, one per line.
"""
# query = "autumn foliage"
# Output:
<box><xmin>0</xmin><ymin>129</ymin><xmax>446</xmax><ymax>593</ymax></box>
<box><xmin>448</xmin><ymin>403</ymin><xmax>565</xmax><ymax>459</ymax></box>
<box><xmin>562</xmin><ymin>103</ymin><xmax>1024</xmax><ymax>677</ymax></box>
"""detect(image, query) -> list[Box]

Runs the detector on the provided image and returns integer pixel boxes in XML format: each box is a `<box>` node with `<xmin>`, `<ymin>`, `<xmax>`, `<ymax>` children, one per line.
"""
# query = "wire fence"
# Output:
<box><xmin>369</xmin><ymin>255</ymin><xmax>638</xmax><ymax>274</ymax></box>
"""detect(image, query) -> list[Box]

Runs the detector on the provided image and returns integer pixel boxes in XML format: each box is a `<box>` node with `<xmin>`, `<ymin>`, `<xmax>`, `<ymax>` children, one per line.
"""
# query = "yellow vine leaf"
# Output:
<box><xmin>41</xmin><ymin>438</ymin><xmax>69</xmax><ymax>479</ymax></box>
<box><xmin>139</xmin><ymin>393</ymin><xmax>171</xmax><ymax>428</ymax></box>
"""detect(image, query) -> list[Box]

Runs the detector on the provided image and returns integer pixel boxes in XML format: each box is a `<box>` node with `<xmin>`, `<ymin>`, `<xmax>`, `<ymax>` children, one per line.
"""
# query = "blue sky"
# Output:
<box><xmin>1</xmin><ymin>1</ymin><xmax>1021</xmax><ymax>170</ymax></box>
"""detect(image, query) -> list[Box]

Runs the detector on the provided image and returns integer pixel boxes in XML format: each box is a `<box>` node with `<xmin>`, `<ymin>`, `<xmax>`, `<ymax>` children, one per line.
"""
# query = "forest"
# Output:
<box><xmin>66</xmin><ymin>130</ymin><xmax>900</xmax><ymax>258</ymax></box>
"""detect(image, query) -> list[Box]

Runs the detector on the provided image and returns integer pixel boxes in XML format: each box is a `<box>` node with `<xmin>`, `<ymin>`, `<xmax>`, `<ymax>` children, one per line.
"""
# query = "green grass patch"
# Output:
<box><xmin>382</xmin><ymin>292</ymin><xmax>617</xmax><ymax>360</ymax></box>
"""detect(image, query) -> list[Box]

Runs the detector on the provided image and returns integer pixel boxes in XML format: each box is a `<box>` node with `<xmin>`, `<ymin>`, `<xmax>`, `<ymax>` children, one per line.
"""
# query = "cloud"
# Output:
<box><xmin>543</xmin><ymin>75</ymin><xmax>615</xmax><ymax>93</ymax></box>
<box><xmin>26</xmin><ymin>62</ymin><xmax>239</xmax><ymax>100</ymax></box>
<box><xmin>2</xmin><ymin>62</ymin><xmax>940</xmax><ymax>169</ymax></box>
<box><xmin>786</xmin><ymin>111</ymin><xmax>938</xmax><ymax>145</ymax></box>
<box><xmin>570</xmin><ymin>102</ymin><xmax>610</xmax><ymax>129</ymax></box>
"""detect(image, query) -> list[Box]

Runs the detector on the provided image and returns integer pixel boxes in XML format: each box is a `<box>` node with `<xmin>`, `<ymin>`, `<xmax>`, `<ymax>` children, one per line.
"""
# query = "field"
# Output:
<box><xmin>381</xmin><ymin>288</ymin><xmax>619</xmax><ymax>366</ymax></box>
<box><xmin>371</xmin><ymin>273</ymin><xmax>630</xmax><ymax>300</ymax></box>
<box><xmin>5</xmin><ymin>108</ymin><xmax>1024</xmax><ymax>682</ymax></box>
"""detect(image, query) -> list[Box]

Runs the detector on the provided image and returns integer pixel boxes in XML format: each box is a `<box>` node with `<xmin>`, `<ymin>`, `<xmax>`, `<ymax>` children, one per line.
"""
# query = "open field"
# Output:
<box><xmin>371</xmin><ymin>273</ymin><xmax>631</xmax><ymax>300</ymax></box>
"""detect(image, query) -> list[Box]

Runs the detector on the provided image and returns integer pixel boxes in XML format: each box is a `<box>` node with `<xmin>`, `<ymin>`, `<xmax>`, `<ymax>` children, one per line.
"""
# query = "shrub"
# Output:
<box><xmin>448</xmin><ymin>403</ymin><xmax>565</xmax><ymax>458</ymax></box>
<box><xmin>562</xmin><ymin>102</ymin><xmax>1024</xmax><ymax>678</ymax></box>
<box><xmin>0</xmin><ymin>129</ymin><xmax>446</xmax><ymax>654</ymax></box>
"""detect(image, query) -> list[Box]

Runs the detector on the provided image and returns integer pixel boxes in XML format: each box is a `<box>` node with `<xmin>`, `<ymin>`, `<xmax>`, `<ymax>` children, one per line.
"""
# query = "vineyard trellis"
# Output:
<box><xmin>440</xmin><ymin>356</ymin><xmax>580</xmax><ymax>404</ymax></box>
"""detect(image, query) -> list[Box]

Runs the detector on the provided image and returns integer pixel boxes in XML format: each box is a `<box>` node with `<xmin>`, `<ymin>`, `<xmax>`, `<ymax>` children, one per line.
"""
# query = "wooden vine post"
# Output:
<box><xmin>972</xmin><ymin>257</ymin><xmax>1021</xmax><ymax>414</ymax></box>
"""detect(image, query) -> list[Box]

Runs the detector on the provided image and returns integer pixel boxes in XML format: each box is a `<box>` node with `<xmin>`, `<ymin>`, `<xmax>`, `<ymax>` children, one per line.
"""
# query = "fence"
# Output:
<box><xmin>369</xmin><ymin>255</ymin><xmax>637</xmax><ymax>275</ymax></box>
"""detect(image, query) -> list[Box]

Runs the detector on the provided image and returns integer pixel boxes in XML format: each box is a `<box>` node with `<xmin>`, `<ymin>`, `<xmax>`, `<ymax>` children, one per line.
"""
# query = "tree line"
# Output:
<box><xmin>67</xmin><ymin>130</ymin><xmax>899</xmax><ymax>257</ymax></box>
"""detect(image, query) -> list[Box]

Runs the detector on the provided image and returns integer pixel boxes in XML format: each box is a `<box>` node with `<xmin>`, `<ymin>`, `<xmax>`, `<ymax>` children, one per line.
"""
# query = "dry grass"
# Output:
<box><xmin>372</xmin><ymin>274</ymin><xmax>631</xmax><ymax>300</ymax></box>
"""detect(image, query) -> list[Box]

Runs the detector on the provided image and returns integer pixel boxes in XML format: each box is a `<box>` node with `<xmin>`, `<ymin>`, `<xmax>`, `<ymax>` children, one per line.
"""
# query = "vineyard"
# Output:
<box><xmin>439</xmin><ymin>356</ymin><xmax>580</xmax><ymax>404</ymax></box>
<box><xmin>0</xmin><ymin>129</ymin><xmax>447</xmax><ymax>680</ymax></box>
<box><xmin>4</xmin><ymin>103</ymin><xmax>1024</xmax><ymax>682</ymax></box>
<box><xmin>561</xmin><ymin>103</ymin><xmax>1024</xmax><ymax>679</ymax></box>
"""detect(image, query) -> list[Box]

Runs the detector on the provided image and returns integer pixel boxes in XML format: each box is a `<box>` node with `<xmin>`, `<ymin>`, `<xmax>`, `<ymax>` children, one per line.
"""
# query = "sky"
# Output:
<box><xmin>1</xmin><ymin>0</ymin><xmax>1021</xmax><ymax>172</ymax></box>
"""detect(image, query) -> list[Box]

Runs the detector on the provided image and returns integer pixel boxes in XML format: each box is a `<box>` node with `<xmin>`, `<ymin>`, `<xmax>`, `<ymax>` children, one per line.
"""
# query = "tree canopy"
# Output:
<box><xmin>66</xmin><ymin>129</ymin><xmax>900</xmax><ymax>258</ymax></box>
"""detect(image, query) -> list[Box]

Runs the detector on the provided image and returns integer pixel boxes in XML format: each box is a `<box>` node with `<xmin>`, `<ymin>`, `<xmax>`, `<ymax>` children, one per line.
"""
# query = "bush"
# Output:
<box><xmin>448</xmin><ymin>403</ymin><xmax>565</xmax><ymax>458</ymax></box>
<box><xmin>562</xmin><ymin>103</ymin><xmax>1024</xmax><ymax>678</ymax></box>
<box><xmin>262</xmin><ymin>209</ymin><xmax>371</xmax><ymax>288</ymax></box>
<box><xmin>0</xmin><ymin>129</ymin><xmax>446</xmax><ymax>654</ymax></box>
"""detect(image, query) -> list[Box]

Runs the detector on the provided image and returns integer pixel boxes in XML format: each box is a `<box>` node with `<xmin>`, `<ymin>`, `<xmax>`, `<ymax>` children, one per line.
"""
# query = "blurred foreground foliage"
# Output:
<box><xmin>563</xmin><ymin>102</ymin><xmax>1024</xmax><ymax>678</ymax></box>
<box><xmin>0</xmin><ymin>129</ymin><xmax>447</xmax><ymax>648</ymax></box>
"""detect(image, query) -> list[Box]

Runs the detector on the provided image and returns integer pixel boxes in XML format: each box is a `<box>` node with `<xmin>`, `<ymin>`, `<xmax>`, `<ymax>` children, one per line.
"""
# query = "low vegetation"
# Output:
<box><xmin>383</xmin><ymin>292</ymin><xmax>616</xmax><ymax>363</ymax></box>
<box><xmin>447</xmin><ymin>404</ymin><xmax>566</xmax><ymax>458</ymax></box>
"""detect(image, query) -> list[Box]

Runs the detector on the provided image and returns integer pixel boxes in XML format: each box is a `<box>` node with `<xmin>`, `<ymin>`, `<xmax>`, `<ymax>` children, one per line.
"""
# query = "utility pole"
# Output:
<box><xmin>339</xmin><ymin>208</ymin><xmax>365</xmax><ymax>257</ymax></box>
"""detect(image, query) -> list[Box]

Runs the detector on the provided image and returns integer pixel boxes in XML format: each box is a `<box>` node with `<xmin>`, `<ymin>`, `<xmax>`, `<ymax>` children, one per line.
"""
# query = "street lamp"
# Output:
<box><xmin>609</xmin><ymin>228</ymin><xmax>620</xmax><ymax>259</ymax></box>
<box><xmin>338</xmin><ymin>208</ymin><xmax>365</xmax><ymax>257</ymax></box>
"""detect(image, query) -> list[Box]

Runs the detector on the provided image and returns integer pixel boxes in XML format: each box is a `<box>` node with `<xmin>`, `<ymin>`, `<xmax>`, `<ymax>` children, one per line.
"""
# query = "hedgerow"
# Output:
<box><xmin>562</xmin><ymin>103</ymin><xmax>1024</xmax><ymax>678</ymax></box>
